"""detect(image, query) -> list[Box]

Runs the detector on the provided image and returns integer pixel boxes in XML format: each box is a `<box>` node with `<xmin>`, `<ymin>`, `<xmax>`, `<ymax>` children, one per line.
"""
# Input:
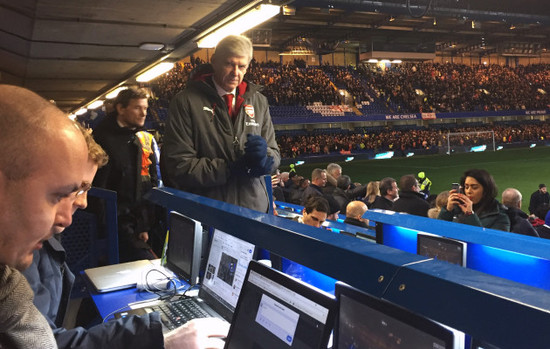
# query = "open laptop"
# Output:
<box><xmin>334</xmin><ymin>282</ymin><xmax>458</xmax><ymax>349</ymax></box>
<box><xmin>116</xmin><ymin>227</ymin><xmax>256</xmax><ymax>332</ymax></box>
<box><xmin>224</xmin><ymin>260</ymin><xmax>337</xmax><ymax>349</ymax></box>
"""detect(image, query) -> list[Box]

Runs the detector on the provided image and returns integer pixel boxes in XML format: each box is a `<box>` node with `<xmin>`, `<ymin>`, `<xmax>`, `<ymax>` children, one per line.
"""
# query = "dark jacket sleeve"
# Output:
<box><xmin>53</xmin><ymin>313</ymin><xmax>164</xmax><ymax>349</ymax></box>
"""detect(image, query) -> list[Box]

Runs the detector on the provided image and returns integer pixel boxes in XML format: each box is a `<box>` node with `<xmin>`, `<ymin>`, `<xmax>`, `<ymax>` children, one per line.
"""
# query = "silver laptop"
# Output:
<box><xmin>84</xmin><ymin>259</ymin><xmax>154</xmax><ymax>293</ymax></box>
<box><xmin>116</xmin><ymin>228</ymin><xmax>256</xmax><ymax>331</ymax></box>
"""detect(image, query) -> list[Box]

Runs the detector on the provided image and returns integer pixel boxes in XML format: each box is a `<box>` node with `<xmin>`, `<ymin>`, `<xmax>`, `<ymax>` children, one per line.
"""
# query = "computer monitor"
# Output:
<box><xmin>334</xmin><ymin>282</ymin><xmax>455</xmax><ymax>349</ymax></box>
<box><xmin>417</xmin><ymin>233</ymin><xmax>467</xmax><ymax>267</ymax></box>
<box><xmin>165</xmin><ymin>211</ymin><xmax>203</xmax><ymax>285</ymax></box>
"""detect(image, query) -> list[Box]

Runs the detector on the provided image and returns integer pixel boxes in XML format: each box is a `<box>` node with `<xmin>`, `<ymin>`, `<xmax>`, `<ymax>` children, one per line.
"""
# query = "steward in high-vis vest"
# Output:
<box><xmin>93</xmin><ymin>87</ymin><xmax>159</xmax><ymax>262</ymax></box>
<box><xmin>418</xmin><ymin>171</ymin><xmax>432</xmax><ymax>198</ymax></box>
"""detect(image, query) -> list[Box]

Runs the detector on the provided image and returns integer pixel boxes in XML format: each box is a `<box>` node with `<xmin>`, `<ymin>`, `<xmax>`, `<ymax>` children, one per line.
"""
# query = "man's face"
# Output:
<box><xmin>0</xmin><ymin>126</ymin><xmax>87</xmax><ymax>270</ymax></box>
<box><xmin>117</xmin><ymin>98</ymin><xmax>148</xmax><ymax>129</ymax></box>
<box><xmin>313</xmin><ymin>172</ymin><xmax>327</xmax><ymax>187</ymax></box>
<box><xmin>387</xmin><ymin>181</ymin><xmax>399</xmax><ymax>200</ymax></box>
<box><xmin>302</xmin><ymin>209</ymin><xmax>327</xmax><ymax>228</ymax></box>
<box><xmin>71</xmin><ymin>159</ymin><xmax>99</xmax><ymax>215</ymax></box>
<box><xmin>541</xmin><ymin>187</ymin><xmax>547</xmax><ymax>194</ymax></box>
<box><xmin>212</xmin><ymin>54</ymin><xmax>249</xmax><ymax>92</ymax></box>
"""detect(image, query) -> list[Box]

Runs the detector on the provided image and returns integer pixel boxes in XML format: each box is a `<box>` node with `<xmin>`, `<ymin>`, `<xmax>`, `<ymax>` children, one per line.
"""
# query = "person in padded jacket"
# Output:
<box><xmin>161</xmin><ymin>35</ymin><xmax>280</xmax><ymax>213</ymax></box>
<box><xmin>438</xmin><ymin>168</ymin><xmax>510</xmax><ymax>232</ymax></box>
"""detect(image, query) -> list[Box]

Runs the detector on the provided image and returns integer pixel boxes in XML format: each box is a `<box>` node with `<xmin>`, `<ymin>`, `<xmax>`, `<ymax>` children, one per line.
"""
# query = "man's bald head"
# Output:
<box><xmin>0</xmin><ymin>84</ymin><xmax>81</xmax><ymax>180</ymax></box>
<box><xmin>502</xmin><ymin>188</ymin><xmax>522</xmax><ymax>209</ymax></box>
<box><xmin>346</xmin><ymin>200</ymin><xmax>368</xmax><ymax>220</ymax></box>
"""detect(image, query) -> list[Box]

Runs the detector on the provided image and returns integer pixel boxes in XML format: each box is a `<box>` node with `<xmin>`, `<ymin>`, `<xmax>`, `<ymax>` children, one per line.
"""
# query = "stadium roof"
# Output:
<box><xmin>1</xmin><ymin>0</ymin><xmax>550</xmax><ymax>113</ymax></box>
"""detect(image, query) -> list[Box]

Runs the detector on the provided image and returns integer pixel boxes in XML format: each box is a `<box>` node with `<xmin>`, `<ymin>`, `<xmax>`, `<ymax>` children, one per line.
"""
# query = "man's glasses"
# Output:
<box><xmin>73</xmin><ymin>182</ymin><xmax>92</xmax><ymax>198</ymax></box>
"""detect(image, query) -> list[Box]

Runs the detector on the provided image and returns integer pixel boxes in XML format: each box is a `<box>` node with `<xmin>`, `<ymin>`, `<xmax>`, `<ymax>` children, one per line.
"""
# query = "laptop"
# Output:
<box><xmin>84</xmin><ymin>211</ymin><xmax>202</xmax><ymax>293</ymax></box>
<box><xmin>224</xmin><ymin>260</ymin><xmax>337</xmax><ymax>349</ymax></box>
<box><xmin>116</xmin><ymin>227</ymin><xmax>256</xmax><ymax>332</ymax></box>
<box><xmin>334</xmin><ymin>282</ymin><xmax>457</xmax><ymax>349</ymax></box>
<box><xmin>84</xmin><ymin>259</ymin><xmax>155</xmax><ymax>293</ymax></box>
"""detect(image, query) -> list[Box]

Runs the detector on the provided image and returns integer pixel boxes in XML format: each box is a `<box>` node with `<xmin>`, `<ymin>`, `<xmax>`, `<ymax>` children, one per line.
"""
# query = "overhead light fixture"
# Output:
<box><xmin>87</xmin><ymin>100</ymin><xmax>104</xmax><ymax>109</ymax></box>
<box><xmin>197</xmin><ymin>4</ymin><xmax>280</xmax><ymax>48</ymax></box>
<box><xmin>282</xmin><ymin>5</ymin><xmax>295</xmax><ymax>16</ymax></box>
<box><xmin>139</xmin><ymin>42</ymin><xmax>165</xmax><ymax>51</ymax></box>
<box><xmin>136</xmin><ymin>62</ymin><xmax>175</xmax><ymax>82</ymax></box>
<box><xmin>75</xmin><ymin>108</ymin><xmax>87</xmax><ymax>116</ymax></box>
<box><xmin>391</xmin><ymin>59</ymin><xmax>402</xmax><ymax>64</ymax></box>
<box><xmin>389</xmin><ymin>16</ymin><xmax>395</xmax><ymax>22</ymax></box>
<box><xmin>105</xmin><ymin>86</ymin><xmax>128</xmax><ymax>99</ymax></box>
<box><xmin>380</xmin><ymin>59</ymin><xmax>391</xmax><ymax>64</ymax></box>
<box><xmin>509</xmin><ymin>24</ymin><xmax>516</xmax><ymax>30</ymax></box>
<box><xmin>433</xmin><ymin>17</ymin><xmax>437</xmax><ymax>26</ymax></box>
<box><xmin>368</xmin><ymin>59</ymin><xmax>378</xmax><ymax>63</ymax></box>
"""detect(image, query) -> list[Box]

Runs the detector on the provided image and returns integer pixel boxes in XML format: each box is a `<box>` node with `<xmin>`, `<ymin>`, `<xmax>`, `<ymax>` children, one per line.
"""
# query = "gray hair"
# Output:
<box><xmin>502</xmin><ymin>188</ymin><xmax>522</xmax><ymax>208</ymax></box>
<box><xmin>213</xmin><ymin>35</ymin><xmax>253</xmax><ymax>63</ymax></box>
<box><xmin>326</xmin><ymin>163</ymin><xmax>342</xmax><ymax>176</ymax></box>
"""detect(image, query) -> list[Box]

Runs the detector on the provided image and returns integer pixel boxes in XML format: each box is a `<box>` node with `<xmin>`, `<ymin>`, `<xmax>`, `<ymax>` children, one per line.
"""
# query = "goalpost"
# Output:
<box><xmin>446</xmin><ymin>130</ymin><xmax>496</xmax><ymax>155</ymax></box>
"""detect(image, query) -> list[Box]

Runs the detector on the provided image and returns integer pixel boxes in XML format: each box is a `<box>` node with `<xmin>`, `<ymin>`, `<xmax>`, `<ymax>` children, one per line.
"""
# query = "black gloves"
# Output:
<box><xmin>230</xmin><ymin>134</ymin><xmax>274</xmax><ymax>177</ymax></box>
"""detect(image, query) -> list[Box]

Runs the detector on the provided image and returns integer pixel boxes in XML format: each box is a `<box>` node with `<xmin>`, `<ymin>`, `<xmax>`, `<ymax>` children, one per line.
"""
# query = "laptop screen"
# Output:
<box><xmin>165</xmin><ymin>211</ymin><xmax>203</xmax><ymax>285</ymax></box>
<box><xmin>199</xmin><ymin>229</ymin><xmax>255</xmax><ymax>321</ymax></box>
<box><xmin>417</xmin><ymin>233</ymin><xmax>467</xmax><ymax>267</ymax></box>
<box><xmin>334</xmin><ymin>282</ymin><xmax>454</xmax><ymax>349</ymax></box>
<box><xmin>225</xmin><ymin>261</ymin><xmax>336</xmax><ymax>349</ymax></box>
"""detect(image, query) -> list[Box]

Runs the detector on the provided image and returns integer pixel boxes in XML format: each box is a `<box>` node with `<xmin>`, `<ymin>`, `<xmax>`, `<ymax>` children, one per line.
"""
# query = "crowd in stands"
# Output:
<box><xmin>276</xmin><ymin>122</ymin><xmax>550</xmax><ymax>158</ymax></box>
<box><xmin>148</xmin><ymin>61</ymin><xmax>550</xmax><ymax>115</ymax></box>
<box><xmin>246</xmin><ymin>61</ymin><xmax>341</xmax><ymax>106</ymax></box>
<box><xmin>358</xmin><ymin>63</ymin><xmax>550</xmax><ymax>113</ymax></box>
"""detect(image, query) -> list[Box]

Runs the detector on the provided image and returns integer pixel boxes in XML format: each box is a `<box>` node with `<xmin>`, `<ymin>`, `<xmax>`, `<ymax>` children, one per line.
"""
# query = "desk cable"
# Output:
<box><xmin>379</xmin><ymin>258</ymin><xmax>434</xmax><ymax>298</ymax></box>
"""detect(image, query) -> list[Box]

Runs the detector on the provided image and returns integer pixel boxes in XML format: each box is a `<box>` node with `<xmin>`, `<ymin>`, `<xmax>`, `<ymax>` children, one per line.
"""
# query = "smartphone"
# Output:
<box><xmin>451</xmin><ymin>182</ymin><xmax>462</xmax><ymax>194</ymax></box>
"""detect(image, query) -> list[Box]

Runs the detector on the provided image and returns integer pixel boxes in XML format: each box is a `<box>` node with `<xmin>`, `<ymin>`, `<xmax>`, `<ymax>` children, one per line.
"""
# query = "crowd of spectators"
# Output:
<box><xmin>276</xmin><ymin>122</ymin><xmax>550</xmax><ymax>158</ymax></box>
<box><xmin>146</xmin><ymin>60</ymin><xmax>550</xmax><ymax>116</ymax></box>
<box><xmin>141</xmin><ymin>59</ymin><xmax>550</xmax><ymax>159</ymax></box>
<box><xmin>359</xmin><ymin>63</ymin><xmax>550</xmax><ymax>113</ymax></box>
<box><xmin>246</xmin><ymin>61</ymin><xmax>341</xmax><ymax>106</ymax></box>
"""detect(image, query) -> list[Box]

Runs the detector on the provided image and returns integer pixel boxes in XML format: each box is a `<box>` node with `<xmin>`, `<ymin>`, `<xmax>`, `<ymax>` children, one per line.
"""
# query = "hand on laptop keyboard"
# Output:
<box><xmin>163</xmin><ymin>317</ymin><xmax>229</xmax><ymax>349</ymax></box>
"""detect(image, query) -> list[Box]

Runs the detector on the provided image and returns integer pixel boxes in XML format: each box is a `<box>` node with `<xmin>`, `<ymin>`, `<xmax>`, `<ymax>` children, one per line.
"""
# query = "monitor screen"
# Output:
<box><xmin>417</xmin><ymin>233</ymin><xmax>467</xmax><ymax>267</ymax></box>
<box><xmin>165</xmin><ymin>211</ymin><xmax>203</xmax><ymax>285</ymax></box>
<box><xmin>334</xmin><ymin>282</ymin><xmax>454</xmax><ymax>349</ymax></box>
<box><xmin>225</xmin><ymin>261</ymin><xmax>336</xmax><ymax>349</ymax></box>
<box><xmin>199</xmin><ymin>229</ymin><xmax>255</xmax><ymax>321</ymax></box>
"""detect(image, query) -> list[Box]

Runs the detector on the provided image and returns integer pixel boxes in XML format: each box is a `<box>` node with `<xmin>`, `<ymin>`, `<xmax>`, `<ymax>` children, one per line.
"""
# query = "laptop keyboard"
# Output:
<box><xmin>153</xmin><ymin>298</ymin><xmax>211</xmax><ymax>330</ymax></box>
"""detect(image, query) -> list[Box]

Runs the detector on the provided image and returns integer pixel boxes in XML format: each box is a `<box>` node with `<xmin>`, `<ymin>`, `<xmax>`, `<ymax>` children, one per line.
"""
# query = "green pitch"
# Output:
<box><xmin>282</xmin><ymin>147</ymin><xmax>550</xmax><ymax>213</ymax></box>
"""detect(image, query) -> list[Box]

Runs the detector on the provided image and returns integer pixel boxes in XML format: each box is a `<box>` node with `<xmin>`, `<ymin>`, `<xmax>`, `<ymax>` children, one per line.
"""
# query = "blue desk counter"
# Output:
<box><xmin>145</xmin><ymin>187</ymin><xmax>550</xmax><ymax>348</ymax></box>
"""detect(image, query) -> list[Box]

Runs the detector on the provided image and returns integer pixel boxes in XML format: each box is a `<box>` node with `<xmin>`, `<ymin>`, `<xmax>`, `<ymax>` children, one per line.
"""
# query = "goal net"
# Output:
<box><xmin>445</xmin><ymin>130</ymin><xmax>495</xmax><ymax>155</ymax></box>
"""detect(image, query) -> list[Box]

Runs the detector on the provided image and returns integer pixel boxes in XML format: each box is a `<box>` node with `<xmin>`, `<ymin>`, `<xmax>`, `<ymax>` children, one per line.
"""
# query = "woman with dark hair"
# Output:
<box><xmin>438</xmin><ymin>169</ymin><xmax>510</xmax><ymax>231</ymax></box>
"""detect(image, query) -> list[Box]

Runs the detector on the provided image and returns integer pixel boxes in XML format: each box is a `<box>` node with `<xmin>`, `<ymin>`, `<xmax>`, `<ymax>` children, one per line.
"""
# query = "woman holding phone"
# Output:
<box><xmin>438</xmin><ymin>168</ymin><xmax>510</xmax><ymax>231</ymax></box>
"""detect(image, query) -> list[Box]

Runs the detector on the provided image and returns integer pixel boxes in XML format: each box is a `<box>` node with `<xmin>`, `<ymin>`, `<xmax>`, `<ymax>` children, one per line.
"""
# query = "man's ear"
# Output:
<box><xmin>115</xmin><ymin>103</ymin><xmax>124</xmax><ymax>116</ymax></box>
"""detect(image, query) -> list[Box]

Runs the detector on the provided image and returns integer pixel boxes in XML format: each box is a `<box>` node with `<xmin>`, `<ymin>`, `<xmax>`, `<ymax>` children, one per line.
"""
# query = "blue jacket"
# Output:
<box><xmin>23</xmin><ymin>237</ymin><xmax>164</xmax><ymax>349</ymax></box>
